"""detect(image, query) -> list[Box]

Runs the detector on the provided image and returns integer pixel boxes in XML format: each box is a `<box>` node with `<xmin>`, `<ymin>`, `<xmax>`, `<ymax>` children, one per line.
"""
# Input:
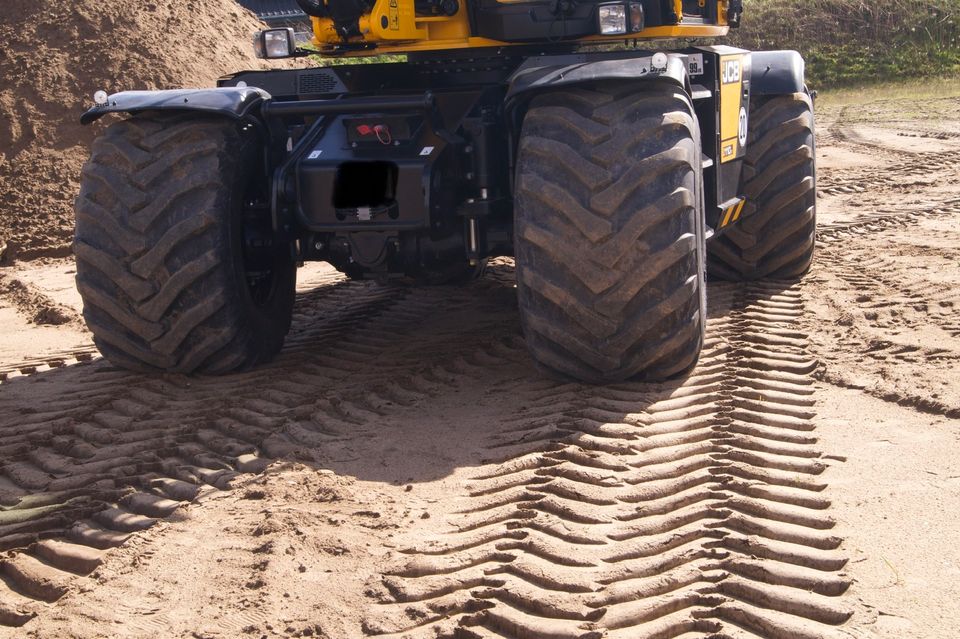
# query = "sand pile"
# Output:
<box><xmin>0</xmin><ymin>0</ymin><xmax>287</xmax><ymax>260</ymax></box>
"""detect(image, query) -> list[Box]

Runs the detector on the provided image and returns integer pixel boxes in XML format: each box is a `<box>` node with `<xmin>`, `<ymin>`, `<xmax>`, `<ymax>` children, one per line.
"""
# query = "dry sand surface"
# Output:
<box><xmin>0</xmin><ymin>0</ymin><xmax>296</xmax><ymax>261</ymax></box>
<box><xmin>0</xmin><ymin>84</ymin><xmax>959</xmax><ymax>639</ymax></box>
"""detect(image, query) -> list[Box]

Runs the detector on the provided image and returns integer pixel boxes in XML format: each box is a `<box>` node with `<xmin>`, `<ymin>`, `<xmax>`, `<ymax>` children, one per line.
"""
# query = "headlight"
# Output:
<box><xmin>598</xmin><ymin>3</ymin><xmax>644</xmax><ymax>36</ymax></box>
<box><xmin>254</xmin><ymin>28</ymin><xmax>296</xmax><ymax>59</ymax></box>
<box><xmin>598</xmin><ymin>4</ymin><xmax>627</xmax><ymax>35</ymax></box>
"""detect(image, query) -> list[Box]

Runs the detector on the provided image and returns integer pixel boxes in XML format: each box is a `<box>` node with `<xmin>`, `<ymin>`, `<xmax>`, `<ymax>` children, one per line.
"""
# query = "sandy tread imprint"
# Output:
<box><xmin>0</xmin><ymin>263</ymin><xmax>854</xmax><ymax>638</ymax></box>
<box><xmin>3</xmin><ymin>93</ymin><xmax>960</xmax><ymax>638</ymax></box>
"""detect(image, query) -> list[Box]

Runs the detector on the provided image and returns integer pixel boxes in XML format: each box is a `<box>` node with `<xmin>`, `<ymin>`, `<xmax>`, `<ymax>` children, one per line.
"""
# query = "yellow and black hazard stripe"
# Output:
<box><xmin>718</xmin><ymin>198</ymin><xmax>746</xmax><ymax>229</ymax></box>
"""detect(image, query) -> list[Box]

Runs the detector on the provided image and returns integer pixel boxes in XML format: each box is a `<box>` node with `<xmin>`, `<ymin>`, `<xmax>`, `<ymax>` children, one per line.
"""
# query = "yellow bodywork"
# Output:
<box><xmin>718</xmin><ymin>52</ymin><xmax>745</xmax><ymax>162</ymax></box>
<box><xmin>310</xmin><ymin>0</ymin><xmax>730</xmax><ymax>55</ymax></box>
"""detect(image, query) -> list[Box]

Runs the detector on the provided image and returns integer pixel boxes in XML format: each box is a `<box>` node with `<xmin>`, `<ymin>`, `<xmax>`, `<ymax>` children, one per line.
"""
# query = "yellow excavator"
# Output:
<box><xmin>74</xmin><ymin>0</ymin><xmax>816</xmax><ymax>382</ymax></box>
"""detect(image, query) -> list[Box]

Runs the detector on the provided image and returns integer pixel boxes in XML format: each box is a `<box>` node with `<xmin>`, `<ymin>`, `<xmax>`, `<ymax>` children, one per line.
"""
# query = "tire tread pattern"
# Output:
<box><xmin>74</xmin><ymin>114</ymin><xmax>294</xmax><ymax>374</ymax></box>
<box><xmin>515</xmin><ymin>84</ymin><xmax>706</xmax><ymax>383</ymax></box>
<box><xmin>708</xmin><ymin>93</ymin><xmax>817</xmax><ymax>281</ymax></box>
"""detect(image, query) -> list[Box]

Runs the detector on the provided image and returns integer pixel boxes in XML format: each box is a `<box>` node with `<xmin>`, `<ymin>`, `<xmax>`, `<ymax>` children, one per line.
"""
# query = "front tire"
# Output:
<box><xmin>707</xmin><ymin>92</ymin><xmax>817</xmax><ymax>280</ymax></box>
<box><xmin>74</xmin><ymin>114</ymin><xmax>296</xmax><ymax>374</ymax></box>
<box><xmin>514</xmin><ymin>83</ymin><xmax>707</xmax><ymax>383</ymax></box>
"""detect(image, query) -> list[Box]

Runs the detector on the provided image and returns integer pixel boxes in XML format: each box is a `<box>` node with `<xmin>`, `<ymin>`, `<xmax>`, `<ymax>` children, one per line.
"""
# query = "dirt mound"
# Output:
<box><xmin>0</xmin><ymin>0</ymin><xmax>288</xmax><ymax>260</ymax></box>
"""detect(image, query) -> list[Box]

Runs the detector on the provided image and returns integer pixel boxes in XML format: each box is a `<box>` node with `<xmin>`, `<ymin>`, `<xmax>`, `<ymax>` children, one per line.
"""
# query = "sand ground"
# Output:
<box><xmin>0</xmin><ymin>84</ymin><xmax>959</xmax><ymax>638</ymax></box>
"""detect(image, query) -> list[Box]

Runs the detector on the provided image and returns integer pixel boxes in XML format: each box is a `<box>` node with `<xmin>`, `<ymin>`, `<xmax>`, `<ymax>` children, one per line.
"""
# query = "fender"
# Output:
<box><xmin>80</xmin><ymin>87</ymin><xmax>270</xmax><ymax>125</ymax></box>
<box><xmin>750</xmin><ymin>50</ymin><xmax>806</xmax><ymax>95</ymax></box>
<box><xmin>504</xmin><ymin>51</ymin><xmax>689</xmax><ymax>129</ymax></box>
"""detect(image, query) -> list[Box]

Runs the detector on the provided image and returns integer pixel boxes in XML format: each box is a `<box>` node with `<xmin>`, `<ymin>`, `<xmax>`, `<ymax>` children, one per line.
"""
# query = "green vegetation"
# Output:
<box><xmin>310</xmin><ymin>53</ymin><xmax>406</xmax><ymax>66</ymax></box>
<box><xmin>726</xmin><ymin>0</ymin><xmax>960</xmax><ymax>87</ymax></box>
<box><xmin>298</xmin><ymin>41</ymin><xmax>406</xmax><ymax>66</ymax></box>
<box><xmin>297</xmin><ymin>42</ymin><xmax>407</xmax><ymax>67</ymax></box>
<box><xmin>816</xmin><ymin>74</ymin><xmax>960</xmax><ymax>103</ymax></box>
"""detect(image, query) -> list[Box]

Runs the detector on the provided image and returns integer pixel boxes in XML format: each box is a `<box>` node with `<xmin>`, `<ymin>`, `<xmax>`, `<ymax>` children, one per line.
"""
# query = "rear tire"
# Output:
<box><xmin>707</xmin><ymin>92</ymin><xmax>816</xmax><ymax>280</ymax></box>
<box><xmin>74</xmin><ymin>114</ymin><xmax>296</xmax><ymax>374</ymax></box>
<box><xmin>514</xmin><ymin>83</ymin><xmax>706</xmax><ymax>383</ymax></box>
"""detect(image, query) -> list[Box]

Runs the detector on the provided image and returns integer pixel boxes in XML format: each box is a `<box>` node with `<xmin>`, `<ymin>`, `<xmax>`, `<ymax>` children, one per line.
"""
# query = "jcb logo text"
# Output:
<box><xmin>721</xmin><ymin>59</ymin><xmax>741</xmax><ymax>84</ymax></box>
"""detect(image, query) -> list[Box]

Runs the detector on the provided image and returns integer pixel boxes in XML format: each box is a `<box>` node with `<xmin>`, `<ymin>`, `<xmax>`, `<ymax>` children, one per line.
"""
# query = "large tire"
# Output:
<box><xmin>514</xmin><ymin>83</ymin><xmax>707</xmax><ymax>383</ymax></box>
<box><xmin>707</xmin><ymin>92</ymin><xmax>816</xmax><ymax>280</ymax></box>
<box><xmin>74</xmin><ymin>114</ymin><xmax>296</xmax><ymax>374</ymax></box>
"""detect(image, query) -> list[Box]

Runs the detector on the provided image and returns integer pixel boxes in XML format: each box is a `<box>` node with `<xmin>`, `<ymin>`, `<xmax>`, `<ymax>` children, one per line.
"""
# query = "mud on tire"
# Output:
<box><xmin>74</xmin><ymin>114</ymin><xmax>296</xmax><ymax>374</ymax></box>
<box><xmin>514</xmin><ymin>83</ymin><xmax>707</xmax><ymax>383</ymax></box>
<box><xmin>708</xmin><ymin>92</ymin><xmax>816</xmax><ymax>280</ymax></box>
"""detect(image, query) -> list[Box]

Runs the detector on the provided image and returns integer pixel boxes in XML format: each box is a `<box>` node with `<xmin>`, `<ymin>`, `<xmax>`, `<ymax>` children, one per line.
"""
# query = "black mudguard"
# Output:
<box><xmin>504</xmin><ymin>51</ymin><xmax>690</xmax><ymax>127</ymax></box>
<box><xmin>79</xmin><ymin>87</ymin><xmax>270</xmax><ymax>125</ymax></box>
<box><xmin>750</xmin><ymin>50</ymin><xmax>806</xmax><ymax>95</ymax></box>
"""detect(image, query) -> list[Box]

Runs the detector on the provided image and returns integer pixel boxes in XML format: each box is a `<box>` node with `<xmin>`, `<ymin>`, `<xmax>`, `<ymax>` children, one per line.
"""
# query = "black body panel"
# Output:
<box><xmin>474</xmin><ymin>1</ymin><xmax>611</xmax><ymax>42</ymax></box>
<box><xmin>98</xmin><ymin>48</ymin><xmax>760</xmax><ymax>278</ymax></box>
<box><xmin>468</xmin><ymin>0</ymin><xmax>687</xmax><ymax>42</ymax></box>
<box><xmin>751</xmin><ymin>50</ymin><xmax>805</xmax><ymax>95</ymax></box>
<box><xmin>294</xmin><ymin>89</ymin><xmax>485</xmax><ymax>232</ymax></box>
<box><xmin>505</xmin><ymin>51</ymin><xmax>688</xmax><ymax>103</ymax></box>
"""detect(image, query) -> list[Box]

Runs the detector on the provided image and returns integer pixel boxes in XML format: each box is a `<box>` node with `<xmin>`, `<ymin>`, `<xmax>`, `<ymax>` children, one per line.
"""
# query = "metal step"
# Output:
<box><xmin>690</xmin><ymin>84</ymin><xmax>712</xmax><ymax>100</ymax></box>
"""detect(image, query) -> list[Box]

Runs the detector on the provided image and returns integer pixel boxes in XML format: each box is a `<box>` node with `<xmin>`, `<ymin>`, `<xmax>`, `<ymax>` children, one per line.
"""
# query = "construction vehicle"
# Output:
<box><xmin>74</xmin><ymin>0</ymin><xmax>816</xmax><ymax>382</ymax></box>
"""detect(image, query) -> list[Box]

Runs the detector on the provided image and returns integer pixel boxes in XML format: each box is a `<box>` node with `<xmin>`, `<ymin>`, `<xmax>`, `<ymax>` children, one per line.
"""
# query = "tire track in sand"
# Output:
<box><xmin>817</xmin><ymin>199</ymin><xmax>960</xmax><ymax>243</ymax></box>
<box><xmin>0</xmin><ymin>273</ymin><xmax>411</xmax><ymax>626</ymax></box>
<box><xmin>0</xmin><ymin>347</ymin><xmax>100</xmax><ymax>383</ymax></box>
<box><xmin>808</xmin><ymin>202</ymin><xmax>960</xmax><ymax>419</ymax></box>
<box><xmin>1</xmin><ymin>270</ymin><xmax>855</xmax><ymax>637</ymax></box>
<box><xmin>817</xmin><ymin>151</ymin><xmax>960</xmax><ymax>196</ymax></box>
<box><xmin>365</xmin><ymin>280</ymin><xmax>851</xmax><ymax>639</ymax></box>
<box><xmin>0</xmin><ymin>263</ymin><xmax>530</xmax><ymax>628</ymax></box>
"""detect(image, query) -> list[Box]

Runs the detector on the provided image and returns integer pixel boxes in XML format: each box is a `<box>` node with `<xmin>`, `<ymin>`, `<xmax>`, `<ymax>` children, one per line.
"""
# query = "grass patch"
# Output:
<box><xmin>310</xmin><ymin>53</ymin><xmax>407</xmax><ymax>66</ymax></box>
<box><xmin>815</xmin><ymin>74</ymin><xmax>960</xmax><ymax>105</ymax></box>
<box><xmin>726</xmin><ymin>0</ymin><xmax>960</xmax><ymax>87</ymax></box>
<box><xmin>298</xmin><ymin>41</ymin><xmax>406</xmax><ymax>66</ymax></box>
